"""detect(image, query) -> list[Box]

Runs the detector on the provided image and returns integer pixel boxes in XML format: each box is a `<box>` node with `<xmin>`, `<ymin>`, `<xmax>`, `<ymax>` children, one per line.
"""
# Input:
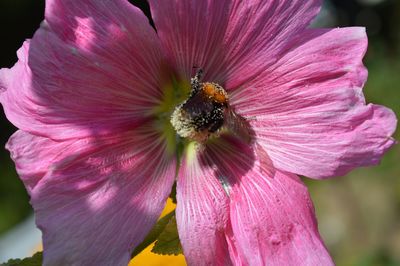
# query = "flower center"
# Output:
<box><xmin>170</xmin><ymin>70</ymin><xmax>229</xmax><ymax>142</ymax></box>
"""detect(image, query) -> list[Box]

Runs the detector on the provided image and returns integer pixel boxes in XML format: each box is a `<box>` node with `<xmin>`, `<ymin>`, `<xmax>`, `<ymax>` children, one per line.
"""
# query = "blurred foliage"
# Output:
<box><xmin>2</xmin><ymin>252</ymin><xmax>42</xmax><ymax>266</ymax></box>
<box><xmin>0</xmin><ymin>0</ymin><xmax>399</xmax><ymax>265</ymax></box>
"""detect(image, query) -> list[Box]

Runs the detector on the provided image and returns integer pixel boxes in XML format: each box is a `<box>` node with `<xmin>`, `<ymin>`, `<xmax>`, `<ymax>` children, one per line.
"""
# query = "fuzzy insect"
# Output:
<box><xmin>171</xmin><ymin>69</ymin><xmax>252</xmax><ymax>143</ymax></box>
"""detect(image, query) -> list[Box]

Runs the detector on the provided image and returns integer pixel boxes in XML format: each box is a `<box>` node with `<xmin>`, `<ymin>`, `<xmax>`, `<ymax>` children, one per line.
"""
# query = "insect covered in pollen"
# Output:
<box><xmin>171</xmin><ymin>69</ymin><xmax>252</xmax><ymax>143</ymax></box>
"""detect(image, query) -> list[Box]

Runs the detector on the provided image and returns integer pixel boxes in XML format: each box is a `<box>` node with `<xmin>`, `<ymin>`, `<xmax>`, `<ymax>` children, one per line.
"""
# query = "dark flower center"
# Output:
<box><xmin>170</xmin><ymin>70</ymin><xmax>229</xmax><ymax>142</ymax></box>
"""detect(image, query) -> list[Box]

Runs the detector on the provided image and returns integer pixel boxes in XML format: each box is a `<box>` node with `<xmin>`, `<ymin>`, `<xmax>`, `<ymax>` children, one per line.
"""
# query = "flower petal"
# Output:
<box><xmin>232</xmin><ymin>27</ymin><xmax>397</xmax><ymax>179</ymax></box>
<box><xmin>7</xmin><ymin>128</ymin><xmax>176</xmax><ymax>266</ymax></box>
<box><xmin>1</xmin><ymin>0</ymin><xmax>165</xmax><ymax>140</ymax></box>
<box><xmin>204</xmin><ymin>136</ymin><xmax>334</xmax><ymax>265</ymax></box>
<box><xmin>0</xmin><ymin>68</ymin><xmax>10</xmax><ymax>93</ymax></box>
<box><xmin>6</xmin><ymin>130</ymin><xmax>69</xmax><ymax>194</ymax></box>
<box><xmin>231</xmin><ymin>166</ymin><xmax>334</xmax><ymax>265</ymax></box>
<box><xmin>148</xmin><ymin>0</ymin><xmax>321</xmax><ymax>82</ymax></box>
<box><xmin>175</xmin><ymin>143</ymin><xmax>233</xmax><ymax>266</ymax></box>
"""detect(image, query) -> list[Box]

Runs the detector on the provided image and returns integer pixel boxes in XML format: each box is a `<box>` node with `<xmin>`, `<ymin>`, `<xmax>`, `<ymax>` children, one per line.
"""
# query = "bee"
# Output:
<box><xmin>171</xmin><ymin>69</ymin><xmax>252</xmax><ymax>143</ymax></box>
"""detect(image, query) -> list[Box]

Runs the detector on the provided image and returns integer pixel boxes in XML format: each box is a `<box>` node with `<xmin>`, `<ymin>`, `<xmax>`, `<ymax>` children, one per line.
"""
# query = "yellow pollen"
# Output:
<box><xmin>202</xmin><ymin>83</ymin><xmax>227</xmax><ymax>104</ymax></box>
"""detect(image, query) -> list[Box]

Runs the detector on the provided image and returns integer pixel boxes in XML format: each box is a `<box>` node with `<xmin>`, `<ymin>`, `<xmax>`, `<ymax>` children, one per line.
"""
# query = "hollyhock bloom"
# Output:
<box><xmin>1</xmin><ymin>0</ymin><xmax>397</xmax><ymax>265</ymax></box>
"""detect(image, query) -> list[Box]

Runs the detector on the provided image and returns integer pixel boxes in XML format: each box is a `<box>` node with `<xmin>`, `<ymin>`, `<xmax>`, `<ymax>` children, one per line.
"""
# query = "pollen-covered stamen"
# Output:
<box><xmin>170</xmin><ymin>71</ymin><xmax>229</xmax><ymax>142</ymax></box>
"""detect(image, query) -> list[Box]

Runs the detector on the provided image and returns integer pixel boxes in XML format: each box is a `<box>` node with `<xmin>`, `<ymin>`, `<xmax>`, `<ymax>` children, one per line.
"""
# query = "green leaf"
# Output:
<box><xmin>131</xmin><ymin>210</ymin><xmax>175</xmax><ymax>258</ymax></box>
<box><xmin>2</xmin><ymin>252</ymin><xmax>42</xmax><ymax>266</ymax></box>
<box><xmin>151</xmin><ymin>215</ymin><xmax>182</xmax><ymax>256</ymax></box>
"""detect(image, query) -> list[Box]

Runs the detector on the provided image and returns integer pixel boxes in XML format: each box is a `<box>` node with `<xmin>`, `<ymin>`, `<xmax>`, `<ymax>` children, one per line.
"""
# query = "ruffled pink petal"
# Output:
<box><xmin>6</xmin><ymin>130</ymin><xmax>69</xmax><ymax>193</ymax></box>
<box><xmin>148</xmin><ymin>0</ymin><xmax>321</xmax><ymax>82</ymax></box>
<box><xmin>7</xmin><ymin>128</ymin><xmax>176</xmax><ymax>266</ymax></box>
<box><xmin>204</xmin><ymin>136</ymin><xmax>334</xmax><ymax>265</ymax></box>
<box><xmin>0</xmin><ymin>68</ymin><xmax>10</xmax><ymax>93</ymax></box>
<box><xmin>230</xmin><ymin>165</ymin><xmax>334</xmax><ymax>265</ymax></box>
<box><xmin>1</xmin><ymin>0</ymin><xmax>165</xmax><ymax>140</ymax></box>
<box><xmin>231</xmin><ymin>27</ymin><xmax>397</xmax><ymax>179</ymax></box>
<box><xmin>176</xmin><ymin>146</ymin><xmax>233</xmax><ymax>266</ymax></box>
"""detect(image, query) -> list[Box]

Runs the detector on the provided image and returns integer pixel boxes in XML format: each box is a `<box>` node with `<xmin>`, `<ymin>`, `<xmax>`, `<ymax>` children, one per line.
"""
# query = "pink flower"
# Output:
<box><xmin>1</xmin><ymin>0</ymin><xmax>397</xmax><ymax>265</ymax></box>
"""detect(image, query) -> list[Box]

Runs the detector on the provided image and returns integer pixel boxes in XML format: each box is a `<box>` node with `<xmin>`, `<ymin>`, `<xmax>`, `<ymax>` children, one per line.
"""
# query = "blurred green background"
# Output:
<box><xmin>0</xmin><ymin>0</ymin><xmax>399</xmax><ymax>265</ymax></box>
